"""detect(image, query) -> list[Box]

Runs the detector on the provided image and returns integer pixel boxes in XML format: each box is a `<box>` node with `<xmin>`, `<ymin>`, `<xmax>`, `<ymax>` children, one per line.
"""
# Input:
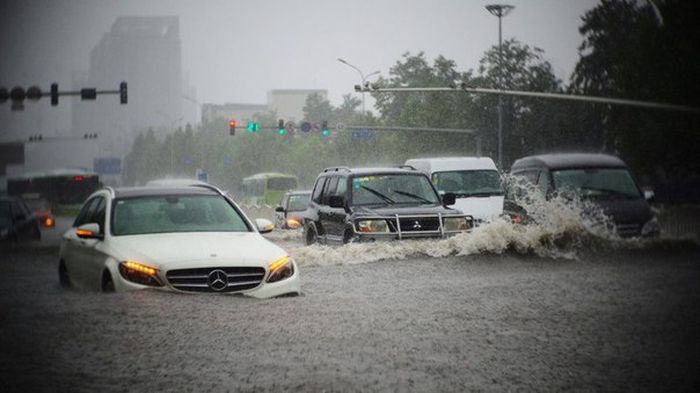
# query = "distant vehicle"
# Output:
<box><xmin>7</xmin><ymin>169</ymin><xmax>100</xmax><ymax>205</ymax></box>
<box><xmin>0</xmin><ymin>196</ymin><xmax>41</xmax><ymax>244</ymax></box>
<box><xmin>275</xmin><ymin>190</ymin><xmax>311</xmax><ymax>229</ymax></box>
<box><xmin>21</xmin><ymin>193</ymin><xmax>55</xmax><ymax>229</ymax></box>
<box><xmin>505</xmin><ymin>153</ymin><xmax>659</xmax><ymax>238</ymax></box>
<box><xmin>303</xmin><ymin>167</ymin><xmax>473</xmax><ymax>245</ymax></box>
<box><xmin>240</xmin><ymin>172</ymin><xmax>298</xmax><ymax>205</ymax></box>
<box><xmin>405</xmin><ymin>156</ymin><xmax>504</xmax><ymax>225</ymax></box>
<box><xmin>58</xmin><ymin>184</ymin><xmax>300</xmax><ymax>297</ymax></box>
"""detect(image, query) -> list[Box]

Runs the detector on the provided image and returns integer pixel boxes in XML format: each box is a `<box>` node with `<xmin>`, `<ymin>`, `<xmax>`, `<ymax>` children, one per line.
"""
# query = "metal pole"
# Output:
<box><xmin>497</xmin><ymin>13</ymin><xmax>503</xmax><ymax>169</ymax></box>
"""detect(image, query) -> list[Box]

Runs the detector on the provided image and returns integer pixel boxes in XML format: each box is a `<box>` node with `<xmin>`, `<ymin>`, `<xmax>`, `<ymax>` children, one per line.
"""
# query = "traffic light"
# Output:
<box><xmin>84</xmin><ymin>133</ymin><xmax>98</xmax><ymax>139</ymax></box>
<box><xmin>50</xmin><ymin>83</ymin><xmax>58</xmax><ymax>106</ymax></box>
<box><xmin>28</xmin><ymin>134</ymin><xmax>43</xmax><ymax>142</ymax></box>
<box><xmin>119</xmin><ymin>81</ymin><xmax>128</xmax><ymax>104</ymax></box>
<box><xmin>321</xmin><ymin>121</ymin><xmax>330</xmax><ymax>137</ymax></box>
<box><xmin>246</xmin><ymin>122</ymin><xmax>260</xmax><ymax>133</ymax></box>
<box><xmin>278</xmin><ymin>119</ymin><xmax>286</xmax><ymax>136</ymax></box>
<box><xmin>229</xmin><ymin>119</ymin><xmax>236</xmax><ymax>135</ymax></box>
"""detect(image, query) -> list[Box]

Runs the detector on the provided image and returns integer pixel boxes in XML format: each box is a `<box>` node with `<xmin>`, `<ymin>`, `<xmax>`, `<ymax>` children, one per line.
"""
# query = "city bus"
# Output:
<box><xmin>7</xmin><ymin>169</ymin><xmax>101</xmax><ymax>205</ymax></box>
<box><xmin>240</xmin><ymin>172</ymin><xmax>298</xmax><ymax>205</ymax></box>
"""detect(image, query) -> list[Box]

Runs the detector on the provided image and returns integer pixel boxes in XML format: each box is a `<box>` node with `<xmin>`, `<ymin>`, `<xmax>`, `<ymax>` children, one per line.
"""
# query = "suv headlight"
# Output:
<box><xmin>119</xmin><ymin>260</ymin><xmax>163</xmax><ymax>287</ymax></box>
<box><xmin>443</xmin><ymin>216</ymin><xmax>470</xmax><ymax>231</ymax></box>
<box><xmin>641</xmin><ymin>216</ymin><xmax>659</xmax><ymax>237</ymax></box>
<box><xmin>267</xmin><ymin>256</ymin><xmax>295</xmax><ymax>283</ymax></box>
<box><xmin>357</xmin><ymin>219</ymin><xmax>390</xmax><ymax>233</ymax></box>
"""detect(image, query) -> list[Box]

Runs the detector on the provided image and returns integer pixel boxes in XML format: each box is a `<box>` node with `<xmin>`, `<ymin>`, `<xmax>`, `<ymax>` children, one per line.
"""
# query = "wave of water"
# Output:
<box><xmin>280</xmin><ymin>181</ymin><xmax>692</xmax><ymax>267</ymax></box>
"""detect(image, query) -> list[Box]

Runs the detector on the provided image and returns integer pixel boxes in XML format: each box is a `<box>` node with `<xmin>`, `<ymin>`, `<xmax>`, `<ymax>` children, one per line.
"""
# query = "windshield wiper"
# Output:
<box><xmin>579</xmin><ymin>186</ymin><xmax>636</xmax><ymax>198</ymax></box>
<box><xmin>392</xmin><ymin>189</ymin><xmax>434</xmax><ymax>204</ymax></box>
<box><xmin>361</xmin><ymin>185</ymin><xmax>395</xmax><ymax>204</ymax></box>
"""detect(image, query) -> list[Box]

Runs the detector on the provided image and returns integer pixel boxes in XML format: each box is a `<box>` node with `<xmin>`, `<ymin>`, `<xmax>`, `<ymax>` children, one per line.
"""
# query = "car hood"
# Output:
<box><xmin>453</xmin><ymin>195</ymin><xmax>504</xmax><ymax>221</ymax></box>
<box><xmin>108</xmin><ymin>232</ymin><xmax>287</xmax><ymax>270</ymax></box>
<box><xmin>351</xmin><ymin>204</ymin><xmax>463</xmax><ymax>217</ymax></box>
<box><xmin>594</xmin><ymin>197</ymin><xmax>654</xmax><ymax>225</ymax></box>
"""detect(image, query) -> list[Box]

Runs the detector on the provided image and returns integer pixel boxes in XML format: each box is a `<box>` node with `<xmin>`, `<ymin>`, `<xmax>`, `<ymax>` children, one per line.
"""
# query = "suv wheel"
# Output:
<box><xmin>305</xmin><ymin>225</ymin><xmax>318</xmax><ymax>245</ymax></box>
<box><xmin>58</xmin><ymin>260</ymin><xmax>72</xmax><ymax>288</ymax></box>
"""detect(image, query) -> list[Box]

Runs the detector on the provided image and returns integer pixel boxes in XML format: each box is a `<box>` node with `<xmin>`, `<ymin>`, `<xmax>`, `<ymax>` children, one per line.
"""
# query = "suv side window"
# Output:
<box><xmin>536</xmin><ymin>171</ymin><xmax>550</xmax><ymax>195</ymax></box>
<box><xmin>312</xmin><ymin>177</ymin><xmax>326</xmax><ymax>204</ymax></box>
<box><xmin>334</xmin><ymin>176</ymin><xmax>347</xmax><ymax>198</ymax></box>
<box><xmin>322</xmin><ymin>177</ymin><xmax>339</xmax><ymax>205</ymax></box>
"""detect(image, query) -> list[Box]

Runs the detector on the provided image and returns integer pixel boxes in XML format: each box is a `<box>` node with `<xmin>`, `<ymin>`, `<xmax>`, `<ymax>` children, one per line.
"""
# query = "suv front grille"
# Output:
<box><xmin>166</xmin><ymin>266</ymin><xmax>265</xmax><ymax>293</ymax></box>
<box><xmin>616</xmin><ymin>223</ymin><xmax>641</xmax><ymax>237</ymax></box>
<box><xmin>398</xmin><ymin>217</ymin><xmax>441</xmax><ymax>232</ymax></box>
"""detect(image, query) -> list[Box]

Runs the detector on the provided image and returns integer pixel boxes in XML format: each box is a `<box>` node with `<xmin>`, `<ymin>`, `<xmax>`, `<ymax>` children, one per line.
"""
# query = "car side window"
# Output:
<box><xmin>73</xmin><ymin>197</ymin><xmax>98</xmax><ymax>227</ymax></box>
<box><xmin>90</xmin><ymin>197</ymin><xmax>106</xmax><ymax>232</ymax></box>
<box><xmin>322</xmin><ymin>177</ymin><xmax>339</xmax><ymax>205</ymax></box>
<box><xmin>334</xmin><ymin>176</ymin><xmax>347</xmax><ymax>198</ymax></box>
<box><xmin>312</xmin><ymin>177</ymin><xmax>326</xmax><ymax>204</ymax></box>
<box><xmin>536</xmin><ymin>171</ymin><xmax>550</xmax><ymax>195</ymax></box>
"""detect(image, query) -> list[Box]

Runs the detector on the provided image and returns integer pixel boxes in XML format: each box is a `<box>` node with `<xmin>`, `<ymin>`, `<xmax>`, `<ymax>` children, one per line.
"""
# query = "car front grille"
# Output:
<box><xmin>398</xmin><ymin>217</ymin><xmax>441</xmax><ymax>232</ymax></box>
<box><xmin>616</xmin><ymin>223</ymin><xmax>641</xmax><ymax>237</ymax></box>
<box><xmin>166</xmin><ymin>266</ymin><xmax>265</xmax><ymax>293</ymax></box>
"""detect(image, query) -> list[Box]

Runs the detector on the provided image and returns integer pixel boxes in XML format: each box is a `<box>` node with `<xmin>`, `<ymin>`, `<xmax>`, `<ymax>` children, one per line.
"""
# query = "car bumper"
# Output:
<box><xmin>113</xmin><ymin>261</ymin><xmax>301</xmax><ymax>299</ymax></box>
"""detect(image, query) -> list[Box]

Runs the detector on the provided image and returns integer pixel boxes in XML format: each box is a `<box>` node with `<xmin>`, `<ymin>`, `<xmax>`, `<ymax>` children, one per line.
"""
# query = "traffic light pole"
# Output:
<box><xmin>0</xmin><ymin>81</ymin><xmax>127</xmax><ymax>110</ymax></box>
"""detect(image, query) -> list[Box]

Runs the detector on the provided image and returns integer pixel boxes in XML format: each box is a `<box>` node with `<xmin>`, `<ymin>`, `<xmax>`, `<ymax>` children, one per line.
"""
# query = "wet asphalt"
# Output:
<box><xmin>1</xmin><ymin>241</ymin><xmax>700</xmax><ymax>392</ymax></box>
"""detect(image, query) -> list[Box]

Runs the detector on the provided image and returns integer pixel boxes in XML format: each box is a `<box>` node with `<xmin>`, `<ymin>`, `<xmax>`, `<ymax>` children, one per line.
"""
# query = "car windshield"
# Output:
<box><xmin>287</xmin><ymin>194</ymin><xmax>310</xmax><ymax>211</ymax></box>
<box><xmin>0</xmin><ymin>201</ymin><xmax>11</xmax><ymax>226</ymax></box>
<box><xmin>350</xmin><ymin>174</ymin><xmax>440</xmax><ymax>206</ymax></box>
<box><xmin>111</xmin><ymin>195</ymin><xmax>249</xmax><ymax>236</ymax></box>
<box><xmin>432</xmin><ymin>170</ymin><xmax>503</xmax><ymax>197</ymax></box>
<box><xmin>551</xmin><ymin>168</ymin><xmax>641</xmax><ymax>199</ymax></box>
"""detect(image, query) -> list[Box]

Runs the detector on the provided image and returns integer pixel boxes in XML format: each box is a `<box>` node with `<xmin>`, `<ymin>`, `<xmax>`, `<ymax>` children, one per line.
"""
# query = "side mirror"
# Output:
<box><xmin>328</xmin><ymin>196</ymin><xmax>345</xmax><ymax>208</ymax></box>
<box><xmin>643</xmin><ymin>189</ymin><xmax>655</xmax><ymax>202</ymax></box>
<box><xmin>255</xmin><ymin>218</ymin><xmax>274</xmax><ymax>234</ymax></box>
<box><xmin>76</xmin><ymin>223</ymin><xmax>103</xmax><ymax>240</ymax></box>
<box><xmin>274</xmin><ymin>206</ymin><xmax>285</xmax><ymax>213</ymax></box>
<box><xmin>442</xmin><ymin>193</ymin><xmax>456</xmax><ymax>206</ymax></box>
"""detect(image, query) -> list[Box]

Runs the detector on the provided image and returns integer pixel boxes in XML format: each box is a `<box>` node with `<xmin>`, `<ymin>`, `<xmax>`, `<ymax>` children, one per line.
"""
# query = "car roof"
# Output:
<box><xmin>405</xmin><ymin>156</ymin><xmax>498</xmax><ymax>172</ymax></box>
<box><xmin>510</xmin><ymin>153</ymin><xmax>628</xmax><ymax>171</ymax></box>
<box><xmin>112</xmin><ymin>186</ymin><xmax>220</xmax><ymax>198</ymax></box>
<box><xmin>321</xmin><ymin>167</ymin><xmax>423</xmax><ymax>176</ymax></box>
<box><xmin>145</xmin><ymin>178</ymin><xmax>208</xmax><ymax>187</ymax></box>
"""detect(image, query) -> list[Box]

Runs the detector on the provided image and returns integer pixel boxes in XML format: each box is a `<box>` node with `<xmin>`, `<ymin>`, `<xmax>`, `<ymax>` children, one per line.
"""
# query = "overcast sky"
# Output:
<box><xmin>1</xmin><ymin>0</ymin><xmax>598</xmax><ymax>108</ymax></box>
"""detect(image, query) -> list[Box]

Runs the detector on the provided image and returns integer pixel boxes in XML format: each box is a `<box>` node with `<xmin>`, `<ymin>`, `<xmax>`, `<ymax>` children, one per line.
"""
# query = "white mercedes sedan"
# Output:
<box><xmin>58</xmin><ymin>184</ymin><xmax>300</xmax><ymax>298</ymax></box>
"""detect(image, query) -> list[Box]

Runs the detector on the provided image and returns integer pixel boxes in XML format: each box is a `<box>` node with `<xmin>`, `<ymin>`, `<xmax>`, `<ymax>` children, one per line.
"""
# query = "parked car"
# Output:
<box><xmin>504</xmin><ymin>153</ymin><xmax>659</xmax><ymax>238</ymax></box>
<box><xmin>0</xmin><ymin>195</ymin><xmax>41</xmax><ymax>243</ymax></box>
<box><xmin>275</xmin><ymin>190</ymin><xmax>311</xmax><ymax>229</ymax></box>
<box><xmin>405</xmin><ymin>156</ymin><xmax>504</xmax><ymax>225</ymax></box>
<box><xmin>58</xmin><ymin>184</ymin><xmax>300</xmax><ymax>297</ymax></box>
<box><xmin>303</xmin><ymin>167</ymin><xmax>473</xmax><ymax>245</ymax></box>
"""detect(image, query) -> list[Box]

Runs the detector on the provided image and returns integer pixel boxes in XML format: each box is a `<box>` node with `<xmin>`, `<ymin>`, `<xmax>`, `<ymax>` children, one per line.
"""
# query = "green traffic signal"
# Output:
<box><xmin>321</xmin><ymin>129</ymin><xmax>330</xmax><ymax>137</ymax></box>
<box><xmin>278</xmin><ymin>128</ymin><xmax>286</xmax><ymax>136</ymax></box>
<box><xmin>246</xmin><ymin>122</ymin><xmax>260</xmax><ymax>133</ymax></box>
<box><xmin>321</xmin><ymin>120</ymin><xmax>329</xmax><ymax>137</ymax></box>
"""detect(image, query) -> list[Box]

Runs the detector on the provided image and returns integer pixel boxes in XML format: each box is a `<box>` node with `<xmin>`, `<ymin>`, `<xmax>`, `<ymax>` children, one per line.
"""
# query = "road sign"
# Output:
<box><xmin>196</xmin><ymin>168</ymin><xmax>208</xmax><ymax>183</ymax></box>
<box><xmin>182</xmin><ymin>156</ymin><xmax>193</xmax><ymax>166</ymax></box>
<box><xmin>351</xmin><ymin>130</ymin><xmax>375</xmax><ymax>141</ymax></box>
<box><xmin>300</xmin><ymin>121</ymin><xmax>311</xmax><ymax>132</ymax></box>
<box><xmin>336</xmin><ymin>122</ymin><xmax>346</xmax><ymax>131</ymax></box>
<box><xmin>285</xmin><ymin>121</ymin><xmax>296</xmax><ymax>134</ymax></box>
<box><xmin>93</xmin><ymin>157</ymin><xmax>122</xmax><ymax>175</ymax></box>
<box><xmin>223</xmin><ymin>156</ymin><xmax>233</xmax><ymax>166</ymax></box>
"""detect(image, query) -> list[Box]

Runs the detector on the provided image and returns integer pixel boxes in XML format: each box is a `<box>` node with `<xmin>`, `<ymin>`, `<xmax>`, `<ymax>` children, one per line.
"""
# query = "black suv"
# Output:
<box><xmin>303</xmin><ymin>167</ymin><xmax>473</xmax><ymax>245</ymax></box>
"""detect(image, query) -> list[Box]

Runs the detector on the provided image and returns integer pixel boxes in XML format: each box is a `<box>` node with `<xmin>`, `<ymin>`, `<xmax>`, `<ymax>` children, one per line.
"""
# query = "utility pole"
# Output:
<box><xmin>486</xmin><ymin>4</ymin><xmax>514</xmax><ymax>169</ymax></box>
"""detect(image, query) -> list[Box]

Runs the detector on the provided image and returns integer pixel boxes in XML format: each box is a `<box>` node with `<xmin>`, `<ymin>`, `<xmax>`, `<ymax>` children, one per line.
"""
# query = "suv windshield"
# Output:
<box><xmin>432</xmin><ymin>170</ymin><xmax>503</xmax><ymax>197</ymax></box>
<box><xmin>288</xmin><ymin>194</ymin><xmax>310</xmax><ymax>211</ymax></box>
<box><xmin>112</xmin><ymin>195</ymin><xmax>249</xmax><ymax>236</ymax></box>
<box><xmin>551</xmin><ymin>168</ymin><xmax>641</xmax><ymax>199</ymax></box>
<box><xmin>350</xmin><ymin>174</ymin><xmax>440</xmax><ymax>206</ymax></box>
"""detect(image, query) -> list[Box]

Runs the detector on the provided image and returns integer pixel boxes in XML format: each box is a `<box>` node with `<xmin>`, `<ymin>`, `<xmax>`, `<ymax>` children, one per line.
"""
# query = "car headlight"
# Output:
<box><xmin>356</xmin><ymin>219</ymin><xmax>390</xmax><ymax>233</ymax></box>
<box><xmin>118</xmin><ymin>260</ymin><xmax>163</xmax><ymax>287</ymax></box>
<box><xmin>443</xmin><ymin>216</ymin><xmax>470</xmax><ymax>231</ymax></box>
<box><xmin>267</xmin><ymin>256</ymin><xmax>295</xmax><ymax>283</ymax></box>
<box><xmin>286</xmin><ymin>218</ymin><xmax>301</xmax><ymax>229</ymax></box>
<box><xmin>641</xmin><ymin>216</ymin><xmax>660</xmax><ymax>237</ymax></box>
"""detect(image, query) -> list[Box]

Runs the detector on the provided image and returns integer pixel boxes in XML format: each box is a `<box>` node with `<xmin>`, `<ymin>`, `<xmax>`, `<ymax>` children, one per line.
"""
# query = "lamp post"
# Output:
<box><xmin>338</xmin><ymin>58</ymin><xmax>380</xmax><ymax>114</ymax></box>
<box><xmin>486</xmin><ymin>4</ymin><xmax>514</xmax><ymax>169</ymax></box>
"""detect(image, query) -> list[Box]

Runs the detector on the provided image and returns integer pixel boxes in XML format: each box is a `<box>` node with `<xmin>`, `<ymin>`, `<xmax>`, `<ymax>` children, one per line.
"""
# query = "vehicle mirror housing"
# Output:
<box><xmin>442</xmin><ymin>193</ymin><xmax>456</xmax><ymax>206</ymax></box>
<box><xmin>328</xmin><ymin>195</ymin><xmax>345</xmax><ymax>208</ymax></box>
<box><xmin>643</xmin><ymin>189</ymin><xmax>655</xmax><ymax>202</ymax></box>
<box><xmin>76</xmin><ymin>223</ymin><xmax>103</xmax><ymax>239</ymax></box>
<box><xmin>274</xmin><ymin>206</ymin><xmax>285</xmax><ymax>213</ymax></box>
<box><xmin>255</xmin><ymin>218</ymin><xmax>274</xmax><ymax>234</ymax></box>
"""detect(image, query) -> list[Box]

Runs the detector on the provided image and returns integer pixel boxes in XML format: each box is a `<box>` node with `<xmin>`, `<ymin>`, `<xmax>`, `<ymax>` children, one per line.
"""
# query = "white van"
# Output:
<box><xmin>404</xmin><ymin>157</ymin><xmax>504</xmax><ymax>224</ymax></box>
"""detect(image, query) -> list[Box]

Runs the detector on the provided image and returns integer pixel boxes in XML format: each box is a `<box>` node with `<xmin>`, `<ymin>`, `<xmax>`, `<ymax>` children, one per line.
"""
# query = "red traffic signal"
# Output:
<box><xmin>228</xmin><ymin>119</ymin><xmax>237</xmax><ymax>136</ymax></box>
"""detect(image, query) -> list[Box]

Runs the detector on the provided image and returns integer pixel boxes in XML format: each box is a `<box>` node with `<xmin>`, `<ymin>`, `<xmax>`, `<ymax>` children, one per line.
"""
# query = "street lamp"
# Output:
<box><xmin>338</xmin><ymin>58</ymin><xmax>380</xmax><ymax>114</ymax></box>
<box><xmin>486</xmin><ymin>4</ymin><xmax>514</xmax><ymax>169</ymax></box>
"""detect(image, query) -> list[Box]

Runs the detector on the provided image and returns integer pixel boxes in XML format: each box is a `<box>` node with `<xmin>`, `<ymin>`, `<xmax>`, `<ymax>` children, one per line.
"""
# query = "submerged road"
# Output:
<box><xmin>1</xmin><ymin>242</ymin><xmax>699</xmax><ymax>392</ymax></box>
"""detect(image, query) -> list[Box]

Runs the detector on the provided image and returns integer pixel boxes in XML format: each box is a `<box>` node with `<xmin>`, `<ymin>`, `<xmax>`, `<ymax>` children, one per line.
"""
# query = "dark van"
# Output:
<box><xmin>504</xmin><ymin>153</ymin><xmax>659</xmax><ymax>238</ymax></box>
